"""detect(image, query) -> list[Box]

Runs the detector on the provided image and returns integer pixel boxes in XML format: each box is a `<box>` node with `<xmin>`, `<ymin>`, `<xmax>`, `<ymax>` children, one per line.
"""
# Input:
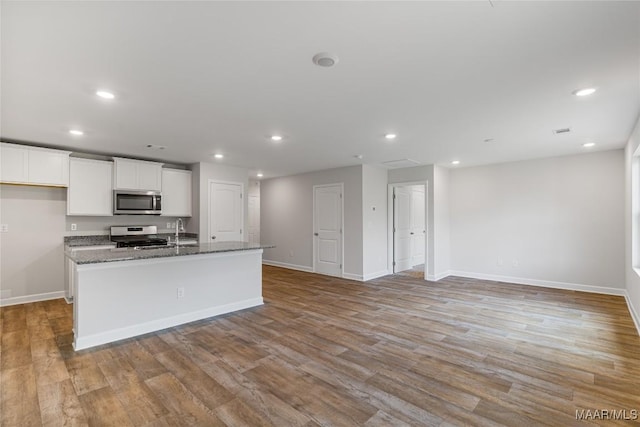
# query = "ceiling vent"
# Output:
<box><xmin>553</xmin><ymin>127</ymin><xmax>571</xmax><ymax>135</ymax></box>
<box><xmin>382</xmin><ymin>159</ymin><xmax>421</xmax><ymax>169</ymax></box>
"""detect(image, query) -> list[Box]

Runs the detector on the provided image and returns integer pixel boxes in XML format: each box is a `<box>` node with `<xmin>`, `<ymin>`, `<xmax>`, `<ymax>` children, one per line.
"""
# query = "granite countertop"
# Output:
<box><xmin>64</xmin><ymin>233</ymin><xmax>198</xmax><ymax>248</ymax></box>
<box><xmin>66</xmin><ymin>241</ymin><xmax>274</xmax><ymax>265</ymax></box>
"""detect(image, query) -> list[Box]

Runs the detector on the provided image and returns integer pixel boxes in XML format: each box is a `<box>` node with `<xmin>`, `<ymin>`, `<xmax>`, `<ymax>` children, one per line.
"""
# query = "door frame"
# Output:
<box><xmin>247</xmin><ymin>194</ymin><xmax>260</xmax><ymax>245</ymax></box>
<box><xmin>387</xmin><ymin>181</ymin><xmax>428</xmax><ymax>279</ymax></box>
<box><xmin>207</xmin><ymin>179</ymin><xmax>245</xmax><ymax>243</ymax></box>
<box><xmin>312</xmin><ymin>182</ymin><xmax>344</xmax><ymax>277</ymax></box>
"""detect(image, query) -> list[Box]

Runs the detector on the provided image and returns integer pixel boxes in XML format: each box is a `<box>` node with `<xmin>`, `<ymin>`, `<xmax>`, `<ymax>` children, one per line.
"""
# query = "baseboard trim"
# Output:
<box><xmin>427</xmin><ymin>270</ymin><xmax>452</xmax><ymax>282</ymax></box>
<box><xmin>343</xmin><ymin>273</ymin><xmax>363</xmax><ymax>281</ymax></box>
<box><xmin>449</xmin><ymin>270</ymin><xmax>626</xmax><ymax>296</ymax></box>
<box><xmin>262</xmin><ymin>260</ymin><xmax>313</xmax><ymax>273</ymax></box>
<box><xmin>363</xmin><ymin>270</ymin><xmax>390</xmax><ymax>281</ymax></box>
<box><xmin>624</xmin><ymin>293</ymin><xmax>640</xmax><ymax>336</ymax></box>
<box><xmin>74</xmin><ymin>297</ymin><xmax>264</xmax><ymax>351</ymax></box>
<box><xmin>0</xmin><ymin>291</ymin><xmax>66</xmax><ymax>307</ymax></box>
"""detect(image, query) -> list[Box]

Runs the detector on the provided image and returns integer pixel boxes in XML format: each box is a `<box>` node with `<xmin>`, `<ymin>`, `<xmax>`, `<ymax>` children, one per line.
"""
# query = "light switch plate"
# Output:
<box><xmin>0</xmin><ymin>224</ymin><xmax>8</xmax><ymax>232</ymax></box>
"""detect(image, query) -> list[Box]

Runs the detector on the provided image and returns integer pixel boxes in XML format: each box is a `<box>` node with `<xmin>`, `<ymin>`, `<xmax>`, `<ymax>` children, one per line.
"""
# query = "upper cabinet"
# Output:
<box><xmin>0</xmin><ymin>143</ymin><xmax>71</xmax><ymax>187</ymax></box>
<box><xmin>67</xmin><ymin>158</ymin><xmax>113</xmax><ymax>216</ymax></box>
<box><xmin>113</xmin><ymin>157</ymin><xmax>163</xmax><ymax>191</ymax></box>
<box><xmin>161</xmin><ymin>168</ymin><xmax>192</xmax><ymax>217</ymax></box>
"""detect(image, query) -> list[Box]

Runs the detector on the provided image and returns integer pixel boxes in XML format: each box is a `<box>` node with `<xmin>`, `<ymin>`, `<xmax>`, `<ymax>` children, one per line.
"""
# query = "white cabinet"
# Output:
<box><xmin>161</xmin><ymin>168</ymin><xmax>192</xmax><ymax>217</ymax></box>
<box><xmin>0</xmin><ymin>143</ymin><xmax>29</xmax><ymax>183</ymax></box>
<box><xmin>0</xmin><ymin>143</ymin><xmax>70</xmax><ymax>186</ymax></box>
<box><xmin>67</xmin><ymin>158</ymin><xmax>114</xmax><ymax>216</ymax></box>
<box><xmin>113</xmin><ymin>157</ymin><xmax>162</xmax><ymax>191</ymax></box>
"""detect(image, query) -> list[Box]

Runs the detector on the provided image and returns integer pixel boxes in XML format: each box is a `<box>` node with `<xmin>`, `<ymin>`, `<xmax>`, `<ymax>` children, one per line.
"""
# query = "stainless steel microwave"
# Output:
<box><xmin>113</xmin><ymin>190</ymin><xmax>162</xmax><ymax>215</ymax></box>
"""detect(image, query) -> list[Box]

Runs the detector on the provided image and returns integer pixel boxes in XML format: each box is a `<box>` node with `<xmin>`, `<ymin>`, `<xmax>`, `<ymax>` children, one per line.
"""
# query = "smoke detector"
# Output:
<box><xmin>312</xmin><ymin>52</ymin><xmax>339</xmax><ymax>67</ymax></box>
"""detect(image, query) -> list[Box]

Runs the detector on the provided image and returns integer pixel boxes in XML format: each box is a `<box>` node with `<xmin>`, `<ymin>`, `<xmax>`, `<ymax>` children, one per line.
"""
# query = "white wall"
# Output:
<box><xmin>248</xmin><ymin>179</ymin><xmax>260</xmax><ymax>198</ymax></box>
<box><xmin>433</xmin><ymin>165</ymin><xmax>451</xmax><ymax>278</ymax></box>
<box><xmin>0</xmin><ymin>185</ymin><xmax>67</xmax><ymax>302</ymax></box>
<box><xmin>450</xmin><ymin>150</ymin><xmax>625</xmax><ymax>293</ymax></box>
<box><xmin>625</xmin><ymin>114</ymin><xmax>640</xmax><ymax>332</ymax></box>
<box><xmin>260</xmin><ymin>165</ymin><xmax>363</xmax><ymax>277</ymax></box>
<box><xmin>362</xmin><ymin>165</ymin><xmax>388</xmax><ymax>280</ymax></box>
<box><xmin>191</xmin><ymin>162</ymin><xmax>249</xmax><ymax>240</ymax></box>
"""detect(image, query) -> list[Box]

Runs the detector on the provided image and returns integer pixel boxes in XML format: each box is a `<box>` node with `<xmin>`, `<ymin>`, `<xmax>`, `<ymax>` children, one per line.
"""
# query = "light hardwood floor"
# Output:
<box><xmin>1</xmin><ymin>266</ymin><xmax>639</xmax><ymax>426</ymax></box>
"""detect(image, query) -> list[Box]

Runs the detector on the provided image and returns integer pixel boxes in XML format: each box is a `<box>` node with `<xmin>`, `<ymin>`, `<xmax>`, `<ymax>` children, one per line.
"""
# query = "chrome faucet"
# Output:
<box><xmin>175</xmin><ymin>218</ymin><xmax>184</xmax><ymax>245</ymax></box>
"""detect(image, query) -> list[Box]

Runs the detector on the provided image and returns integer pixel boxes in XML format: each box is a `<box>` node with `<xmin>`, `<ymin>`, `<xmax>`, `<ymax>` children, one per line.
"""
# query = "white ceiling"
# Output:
<box><xmin>2</xmin><ymin>1</ymin><xmax>639</xmax><ymax>178</ymax></box>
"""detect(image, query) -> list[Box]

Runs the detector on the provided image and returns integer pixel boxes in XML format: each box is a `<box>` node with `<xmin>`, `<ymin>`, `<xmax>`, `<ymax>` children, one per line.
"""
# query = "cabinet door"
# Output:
<box><xmin>114</xmin><ymin>158</ymin><xmax>138</xmax><ymax>190</ymax></box>
<box><xmin>161</xmin><ymin>169</ymin><xmax>192</xmax><ymax>216</ymax></box>
<box><xmin>28</xmin><ymin>148</ymin><xmax>70</xmax><ymax>186</ymax></box>
<box><xmin>0</xmin><ymin>143</ymin><xmax>29</xmax><ymax>183</ymax></box>
<box><xmin>68</xmin><ymin>158</ymin><xmax>113</xmax><ymax>215</ymax></box>
<box><xmin>138</xmin><ymin>162</ymin><xmax>162</xmax><ymax>191</ymax></box>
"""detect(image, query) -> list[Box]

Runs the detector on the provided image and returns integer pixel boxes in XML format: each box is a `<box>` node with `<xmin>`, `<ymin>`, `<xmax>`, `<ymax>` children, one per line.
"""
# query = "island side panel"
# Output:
<box><xmin>73</xmin><ymin>249</ymin><xmax>263</xmax><ymax>350</ymax></box>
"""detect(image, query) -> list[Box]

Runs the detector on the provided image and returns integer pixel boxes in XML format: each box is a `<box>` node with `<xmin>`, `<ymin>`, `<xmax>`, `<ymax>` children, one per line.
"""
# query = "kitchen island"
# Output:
<box><xmin>66</xmin><ymin>242</ymin><xmax>272</xmax><ymax>350</ymax></box>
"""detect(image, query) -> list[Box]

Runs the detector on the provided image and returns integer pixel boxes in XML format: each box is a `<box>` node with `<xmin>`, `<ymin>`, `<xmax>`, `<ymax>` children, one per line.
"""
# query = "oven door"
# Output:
<box><xmin>113</xmin><ymin>191</ymin><xmax>162</xmax><ymax>215</ymax></box>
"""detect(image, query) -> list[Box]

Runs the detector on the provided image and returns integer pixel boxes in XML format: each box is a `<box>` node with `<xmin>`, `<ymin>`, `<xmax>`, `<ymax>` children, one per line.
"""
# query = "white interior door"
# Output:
<box><xmin>314</xmin><ymin>184</ymin><xmax>343</xmax><ymax>277</ymax></box>
<box><xmin>410</xmin><ymin>185</ymin><xmax>426</xmax><ymax>266</ymax></box>
<box><xmin>209</xmin><ymin>181</ymin><xmax>243</xmax><ymax>242</ymax></box>
<box><xmin>393</xmin><ymin>186</ymin><xmax>413</xmax><ymax>273</ymax></box>
<box><xmin>248</xmin><ymin>195</ymin><xmax>260</xmax><ymax>244</ymax></box>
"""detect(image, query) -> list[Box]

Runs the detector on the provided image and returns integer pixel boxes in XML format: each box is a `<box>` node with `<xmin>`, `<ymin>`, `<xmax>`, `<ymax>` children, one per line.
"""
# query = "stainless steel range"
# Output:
<box><xmin>110</xmin><ymin>225</ymin><xmax>168</xmax><ymax>248</ymax></box>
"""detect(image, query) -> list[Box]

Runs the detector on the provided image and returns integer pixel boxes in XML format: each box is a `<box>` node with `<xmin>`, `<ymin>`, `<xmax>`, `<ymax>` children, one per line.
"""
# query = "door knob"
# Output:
<box><xmin>314</xmin><ymin>233</ymin><xmax>319</xmax><ymax>236</ymax></box>
<box><xmin>410</xmin><ymin>232</ymin><xmax>414</xmax><ymax>235</ymax></box>
<box><xmin>211</xmin><ymin>236</ymin><xmax>216</xmax><ymax>240</ymax></box>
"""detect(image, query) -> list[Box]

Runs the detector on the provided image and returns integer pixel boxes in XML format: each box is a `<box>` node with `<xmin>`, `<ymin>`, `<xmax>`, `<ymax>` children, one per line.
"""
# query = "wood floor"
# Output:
<box><xmin>2</xmin><ymin>266</ymin><xmax>640</xmax><ymax>426</ymax></box>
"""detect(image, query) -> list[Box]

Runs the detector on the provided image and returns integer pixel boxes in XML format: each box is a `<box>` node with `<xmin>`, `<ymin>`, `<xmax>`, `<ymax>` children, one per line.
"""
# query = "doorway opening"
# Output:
<box><xmin>388</xmin><ymin>182</ymin><xmax>427</xmax><ymax>279</ymax></box>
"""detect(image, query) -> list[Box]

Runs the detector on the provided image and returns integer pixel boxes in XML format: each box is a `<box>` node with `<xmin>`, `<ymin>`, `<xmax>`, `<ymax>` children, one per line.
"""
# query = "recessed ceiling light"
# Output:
<box><xmin>312</xmin><ymin>52</ymin><xmax>339</xmax><ymax>67</ymax></box>
<box><xmin>483</xmin><ymin>138</ymin><xmax>494</xmax><ymax>143</ymax></box>
<box><xmin>385</xmin><ymin>134</ymin><xmax>397</xmax><ymax>140</ymax></box>
<box><xmin>354</xmin><ymin>154</ymin><xmax>363</xmax><ymax>159</ymax></box>
<box><xmin>96</xmin><ymin>90</ymin><xmax>115</xmax><ymax>99</ymax></box>
<box><xmin>573</xmin><ymin>88</ymin><xmax>597</xmax><ymax>97</ymax></box>
<box><xmin>69</xmin><ymin>129</ymin><xmax>84</xmax><ymax>136</ymax></box>
<box><xmin>451</xmin><ymin>160</ymin><xmax>460</xmax><ymax>165</ymax></box>
<box><xmin>583</xmin><ymin>142</ymin><xmax>596</xmax><ymax>148</ymax></box>
<box><xmin>271</xmin><ymin>135</ymin><xmax>283</xmax><ymax>142</ymax></box>
<box><xmin>214</xmin><ymin>153</ymin><xmax>224</xmax><ymax>159</ymax></box>
<box><xmin>257</xmin><ymin>173</ymin><xmax>264</xmax><ymax>178</ymax></box>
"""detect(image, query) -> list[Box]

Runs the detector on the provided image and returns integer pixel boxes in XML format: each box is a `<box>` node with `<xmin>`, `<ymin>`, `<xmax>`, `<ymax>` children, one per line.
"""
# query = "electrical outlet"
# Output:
<box><xmin>167</xmin><ymin>222</ymin><xmax>172</xmax><ymax>229</ymax></box>
<box><xmin>170</xmin><ymin>222</ymin><xmax>176</xmax><ymax>229</ymax></box>
<box><xmin>289</xmin><ymin>250</ymin><xmax>294</xmax><ymax>257</ymax></box>
<box><xmin>71</xmin><ymin>223</ymin><xmax>77</xmax><ymax>231</ymax></box>
<box><xmin>512</xmin><ymin>259</ymin><xmax>519</xmax><ymax>267</ymax></box>
<box><xmin>497</xmin><ymin>257</ymin><xmax>504</xmax><ymax>267</ymax></box>
<box><xmin>177</xmin><ymin>287</ymin><xmax>185</xmax><ymax>299</ymax></box>
<box><xmin>0</xmin><ymin>224</ymin><xmax>8</xmax><ymax>233</ymax></box>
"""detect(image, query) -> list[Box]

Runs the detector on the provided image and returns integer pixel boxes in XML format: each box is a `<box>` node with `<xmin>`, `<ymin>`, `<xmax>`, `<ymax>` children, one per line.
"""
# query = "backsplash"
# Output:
<box><xmin>65</xmin><ymin>215</ymin><xmax>192</xmax><ymax>235</ymax></box>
